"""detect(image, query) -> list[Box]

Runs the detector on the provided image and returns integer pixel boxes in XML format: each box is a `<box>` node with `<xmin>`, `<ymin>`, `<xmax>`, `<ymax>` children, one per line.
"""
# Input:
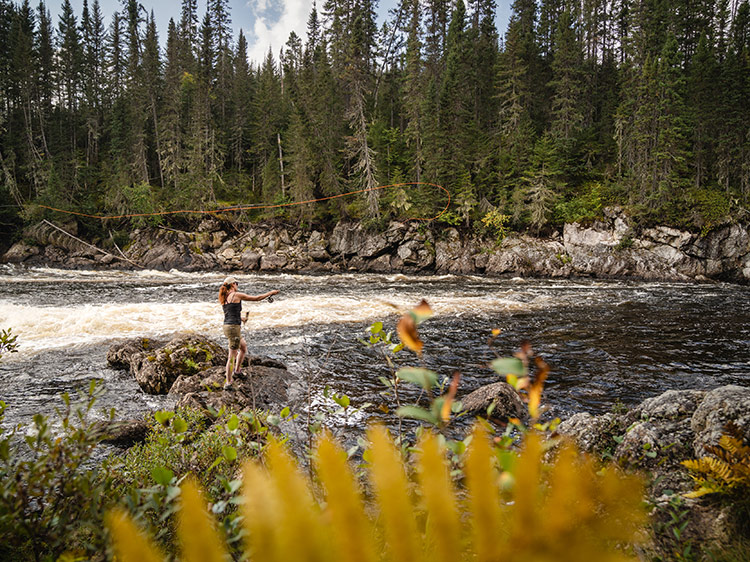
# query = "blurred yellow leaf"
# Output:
<box><xmin>178</xmin><ymin>478</ymin><xmax>227</xmax><ymax>562</ymax></box>
<box><xmin>106</xmin><ymin>509</ymin><xmax>164</xmax><ymax>562</ymax></box>
<box><xmin>412</xmin><ymin>299</ymin><xmax>433</xmax><ymax>323</ymax></box>
<box><xmin>528</xmin><ymin>358</ymin><xmax>549</xmax><ymax>420</ymax></box>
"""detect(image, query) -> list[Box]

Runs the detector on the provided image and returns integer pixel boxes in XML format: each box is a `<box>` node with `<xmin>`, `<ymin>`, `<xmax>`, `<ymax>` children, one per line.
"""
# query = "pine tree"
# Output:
<box><xmin>35</xmin><ymin>1</ymin><xmax>53</xmax><ymax>158</ymax></box>
<box><xmin>496</xmin><ymin>4</ymin><xmax>535</xmax><ymax>193</ymax></box>
<box><xmin>402</xmin><ymin>0</ymin><xmax>424</xmax><ymax>182</ymax></box>
<box><xmin>143</xmin><ymin>11</ymin><xmax>164</xmax><ymax>187</ymax></box>
<box><xmin>229</xmin><ymin>30</ymin><xmax>253</xmax><ymax>173</ymax></box>
<box><xmin>548</xmin><ymin>10</ymin><xmax>584</xmax><ymax>144</ymax></box>
<box><xmin>436</xmin><ymin>0</ymin><xmax>475</xmax><ymax>191</ymax></box>
<box><xmin>159</xmin><ymin>18</ymin><xmax>184</xmax><ymax>191</ymax></box>
<box><xmin>343</xmin><ymin>1</ymin><xmax>380</xmax><ymax>217</ymax></box>
<box><xmin>687</xmin><ymin>33</ymin><xmax>717</xmax><ymax>188</ymax></box>
<box><xmin>56</xmin><ymin>0</ymin><xmax>82</xmax><ymax>151</ymax></box>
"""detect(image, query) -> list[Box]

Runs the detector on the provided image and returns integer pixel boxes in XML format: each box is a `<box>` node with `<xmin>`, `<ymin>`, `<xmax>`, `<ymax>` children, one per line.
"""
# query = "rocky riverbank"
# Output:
<box><xmin>558</xmin><ymin>385</ymin><xmax>750</xmax><ymax>557</ymax></box>
<box><xmin>4</xmin><ymin>209</ymin><xmax>750</xmax><ymax>283</ymax></box>
<box><xmin>106</xmin><ymin>332</ymin><xmax>750</xmax><ymax>558</ymax></box>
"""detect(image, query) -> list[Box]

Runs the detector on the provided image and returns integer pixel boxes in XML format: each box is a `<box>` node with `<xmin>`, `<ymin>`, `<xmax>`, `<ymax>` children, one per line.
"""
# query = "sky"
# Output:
<box><xmin>50</xmin><ymin>0</ymin><xmax>513</xmax><ymax>66</ymax></box>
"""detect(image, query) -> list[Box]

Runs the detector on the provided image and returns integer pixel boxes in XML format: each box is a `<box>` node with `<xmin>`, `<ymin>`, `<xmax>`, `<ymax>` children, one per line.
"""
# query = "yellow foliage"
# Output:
<box><xmin>107</xmin><ymin>425</ymin><xmax>646</xmax><ymax>562</ymax></box>
<box><xmin>177</xmin><ymin>477</ymin><xmax>228</xmax><ymax>562</ymax></box>
<box><xmin>367</xmin><ymin>425</ymin><xmax>423</xmax><ymax>562</ymax></box>
<box><xmin>106</xmin><ymin>508</ymin><xmax>165</xmax><ymax>562</ymax></box>
<box><xmin>314</xmin><ymin>432</ymin><xmax>378</xmax><ymax>562</ymax></box>
<box><xmin>416</xmin><ymin>432</ymin><xmax>461</xmax><ymax>562</ymax></box>
<box><xmin>682</xmin><ymin>428</ymin><xmax>750</xmax><ymax>498</ymax></box>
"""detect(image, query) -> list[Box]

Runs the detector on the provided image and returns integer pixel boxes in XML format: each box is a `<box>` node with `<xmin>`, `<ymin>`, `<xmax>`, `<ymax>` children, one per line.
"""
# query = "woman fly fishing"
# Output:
<box><xmin>218</xmin><ymin>276</ymin><xmax>279</xmax><ymax>390</ymax></box>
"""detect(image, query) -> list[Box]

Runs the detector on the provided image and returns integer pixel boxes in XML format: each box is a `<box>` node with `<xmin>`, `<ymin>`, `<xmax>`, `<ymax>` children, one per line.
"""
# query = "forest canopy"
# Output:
<box><xmin>0</xmin><ymin>0</ymin><xmax>748</xmax><ymax>241</ymax></box>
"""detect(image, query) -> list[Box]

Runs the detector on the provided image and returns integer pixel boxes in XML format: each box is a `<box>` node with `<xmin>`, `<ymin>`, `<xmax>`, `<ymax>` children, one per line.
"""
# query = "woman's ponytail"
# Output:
<box><xmin>218</xmin><ymin>283</ymin><xmax>231</xmax><ymax>305</ymax></box>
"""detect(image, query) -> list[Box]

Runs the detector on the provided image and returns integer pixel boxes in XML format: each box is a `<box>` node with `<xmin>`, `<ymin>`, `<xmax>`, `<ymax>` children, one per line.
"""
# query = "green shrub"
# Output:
<box><xmin>553</xmin><ymin>181</ymin><xmax>604</xmax><ymax>224</ymax></box>
<box><xmin>0</xmin><ymin>381</ymin><xmax>115</xmax><ymax>562</ymax></box>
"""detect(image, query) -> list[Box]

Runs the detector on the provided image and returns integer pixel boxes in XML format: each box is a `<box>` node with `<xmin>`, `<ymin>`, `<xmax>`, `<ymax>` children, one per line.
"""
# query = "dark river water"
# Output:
<box><xmin>1</xmin><ymin>265</ymin><xmax>749</xmax><ymax>432</ymax></box>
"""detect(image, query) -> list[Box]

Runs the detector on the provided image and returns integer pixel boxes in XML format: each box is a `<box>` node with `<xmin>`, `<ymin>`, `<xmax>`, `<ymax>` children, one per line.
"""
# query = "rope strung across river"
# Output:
<box><xmin>33</xmin><ymin>182</ymin><xmax>451</xmax><ymax>222</ymax></box>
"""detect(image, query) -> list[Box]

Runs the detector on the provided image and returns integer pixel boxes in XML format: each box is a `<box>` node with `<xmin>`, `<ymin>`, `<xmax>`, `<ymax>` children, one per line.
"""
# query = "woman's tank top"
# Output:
<box><xmin>223</xmin><ymin>302</ymin><xmax>242</xmax><ymax>325</ymax></box>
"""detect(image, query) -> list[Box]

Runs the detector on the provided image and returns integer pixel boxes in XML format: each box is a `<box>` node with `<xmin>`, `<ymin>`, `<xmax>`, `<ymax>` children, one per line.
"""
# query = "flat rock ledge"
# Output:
<box><xmin>556</xmin><ymin>385</ymin><xmax>750</xmax><ymax>556</ymax></box>
<box><xmin>107</xmin><ymin>333</ymin><xmax>292</xmax><ymax>416</ymax></box>
<box><xmin>6</xmin><ymin>210</ymin><xmax>750</xmax><ymax>283</ymax></box>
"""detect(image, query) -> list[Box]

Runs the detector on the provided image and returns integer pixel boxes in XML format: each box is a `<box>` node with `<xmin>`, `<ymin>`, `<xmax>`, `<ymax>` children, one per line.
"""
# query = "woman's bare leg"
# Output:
<box><xmin>225</xmin><ymin>349</ymin><xmax>237</xmax><ymax>385</ymax></box>
<box><xmin>235</xmin><ymin>338</ymin><xmax>247</xmax><ymax>375</ymax></box>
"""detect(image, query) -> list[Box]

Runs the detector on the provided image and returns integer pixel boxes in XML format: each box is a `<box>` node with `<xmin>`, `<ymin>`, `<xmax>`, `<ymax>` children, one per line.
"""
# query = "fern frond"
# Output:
<box><xmin>416</xmin><ymin>431</ymin><xmax>462</xmax><ymax>562</ymax></box>
<box><xmin>367</xmin><ymin>425</ymin><xmax>423</xmax><ymax>562</ymax></box>
<box><xmin>177</xmin><ymin>477</ymin><xmax>228</xmax><ymax>562</ymax></box>
<box><xmin>464</xmin><ymin>424</ymin><xmax>504</xmax><ymax>562</ymax></box>
<box><xmin>266</xmin><ymin>438</ymin><xmax>329</xmax><ymax>562</ymax></box>
<box><xmin>242</xmin><ymin>460</ymin><xmax>280</xmax><ymax>561</ymax></box>
<box><xmin>315</xmin><ymin>432</ymin><xmax>378</xmax><ymax>562</ymax></box>
<box><xmin>106</xmin><ymin>508</ymin><xmax>165</xmax><ymax>562</ymax></box>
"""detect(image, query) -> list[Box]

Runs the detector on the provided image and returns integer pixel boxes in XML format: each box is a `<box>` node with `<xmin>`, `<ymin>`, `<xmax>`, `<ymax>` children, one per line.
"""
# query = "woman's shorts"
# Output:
<box><xmin>223</xmin><ymin>324</ymin><xmax>242</xmax><ymax>350</ymax></box>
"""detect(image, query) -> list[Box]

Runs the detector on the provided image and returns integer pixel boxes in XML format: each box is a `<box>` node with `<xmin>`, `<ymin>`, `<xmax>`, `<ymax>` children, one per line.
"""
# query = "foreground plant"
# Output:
<box><xmin>109</xmin><ymin>425</ymin><xmax>646</xmax><ymax>562</ymax></box>
<box><xmin>0</xmin><ymin>381</ymin><xmax>115</xmax><ymax>561</ymax></box>
<box><xmin>682</xmin><ymin>423</ymin><xmax>750</xmax><ymax>498</ymax></box>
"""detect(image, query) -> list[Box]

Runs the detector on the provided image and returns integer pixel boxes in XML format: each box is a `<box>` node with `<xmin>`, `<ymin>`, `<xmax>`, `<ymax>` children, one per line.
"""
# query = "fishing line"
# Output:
<box><xmin>33</xmin><ymin>182</ymin><xmax>451</xmax><ymax>222</ymax></box>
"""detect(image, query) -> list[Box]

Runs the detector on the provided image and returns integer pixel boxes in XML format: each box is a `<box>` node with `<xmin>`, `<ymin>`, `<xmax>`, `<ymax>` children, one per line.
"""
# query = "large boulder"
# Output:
<box><xmin>108</xmin><ymin>334</ymin><xmax>227</xmax><ymax>394</ymax></box>
<box><xmin>691</xmin><ymin>385</ymin><xmax>750</xmax><ymax>456</ymax></box>
<box><xmin>3</xmin><ymin>241</ymin><xmax>40</xmax><ymax>263</ymax></box>
<box><xmin>461</xmin><ymin>382</ymin><xmax>528</xmax><ymax>422</ymax></box>
<box><xmin>171</xmin><ymin>361</ymin><xmax>291</xmax><ymax>413</ymax></box>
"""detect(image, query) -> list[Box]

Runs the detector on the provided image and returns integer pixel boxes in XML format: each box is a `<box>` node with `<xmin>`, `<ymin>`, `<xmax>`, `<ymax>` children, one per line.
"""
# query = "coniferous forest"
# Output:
<box><xmin>0</xmin><ymin>0</ymin><xmax>749</xmax><ymax>243</ymax></box>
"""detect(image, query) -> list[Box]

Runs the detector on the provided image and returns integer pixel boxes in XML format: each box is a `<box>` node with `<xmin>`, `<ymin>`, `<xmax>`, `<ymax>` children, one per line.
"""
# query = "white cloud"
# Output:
<box><xmin>245</xmin><ymin>0</ymin><xmax>313</xmax><ymax>65</ymax></box>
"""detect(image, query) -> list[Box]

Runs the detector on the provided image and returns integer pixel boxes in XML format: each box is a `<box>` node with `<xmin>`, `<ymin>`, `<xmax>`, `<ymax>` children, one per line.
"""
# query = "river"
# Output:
<box><xmin>1</xmin><ymin>265</ymin><xmax>749</xmax><ymax>432</ymax></box>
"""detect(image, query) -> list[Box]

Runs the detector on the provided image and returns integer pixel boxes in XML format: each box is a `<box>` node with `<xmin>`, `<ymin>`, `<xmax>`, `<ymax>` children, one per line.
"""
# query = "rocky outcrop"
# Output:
<box><xmin>6</xmin><ymin>211</ymin><xmax>750</xmax><ymax>283</ymax></box>
<box><xmin>107</xmin><ymin>333</ymin><xmax>292</xmax><ymax>413</ymax></box>
<box><xmin>557</xmin><ymin>385</ymin><xmax>750</xmax><ymax>557</ymax></box>
<box><xmin>108</xmin><ymin>334</ymin><xmax>226</xmax><ymax>394</ymax></box>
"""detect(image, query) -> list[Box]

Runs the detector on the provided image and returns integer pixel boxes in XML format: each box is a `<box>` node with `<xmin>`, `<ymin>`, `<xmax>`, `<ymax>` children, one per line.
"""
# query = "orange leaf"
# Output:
<box><xmin>397</xmin><ymin>313</ymin><xmax>423</xmax><ymax>356</ymax></box>
<box><xmin>528</xmin><ymin>358</ymin><xmax>549</xmax><ymax>420</ymax></box>
<box><xmin>440</xmin><ymin>372</ymin><xmax>461</xmax><ymax>422</ymax></box>
<box><xmin>412</xmin><ymin>299</ymin><xmax>433</xmax><ymax>323</ymax></box>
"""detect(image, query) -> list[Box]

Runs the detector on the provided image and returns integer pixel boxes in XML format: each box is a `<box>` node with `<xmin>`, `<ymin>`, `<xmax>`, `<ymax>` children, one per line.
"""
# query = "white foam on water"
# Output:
<box><xmin>0</xmin><ymin>293</ymin><xmax>528</xmax><ymax>357</ymax></box>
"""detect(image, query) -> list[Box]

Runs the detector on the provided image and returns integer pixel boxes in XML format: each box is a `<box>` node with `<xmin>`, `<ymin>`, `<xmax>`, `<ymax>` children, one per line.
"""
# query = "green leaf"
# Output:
<box><xmin>396</xmin><ymin>367</ymin><xmax>439</xmax><ymax>391</ymax></box>
<box><xmin>155</xmin><ymin>411</ymin><xmax>174</xmax><ymax>426</ymax></box>
<box><xmin>379</xmin><ymin>376</ymin><xmax>393</xmax><ymax>388</ymax></box>
<box><xmin>370</xmin><ymin>321</ymin><xmax>383</xmax><ymax>334</ymax></box>
<box><xmin>280</xmin><ymin>407</ymin><xmax>291</xmax><ymax>418</ymax></box>
<box><xmin>222</xmin><ymin>445</ymin><xmax>238</xmax><ymax>461</ymax></box>
<box><xmin>490</xmin><ymin>357</ymin><xmax>526</xmax><ymax>377</ymax></box>
<box><xmin>151</xmin><ymin>466</ymin><xmax>174</xmax><ymax>486</ymax></box>
<box><xmin>396</xmin><ymin>405</ymin><xmax>439</xmax><ymax>425</ymax></box>
<box><xmin>226</xmin><ymin>414</ymin><xmax>240</xmax><ymax>431</ymax></box>
<box><xmin>496</xmin><ymin>450</ymin><xmax>517</xmax><ymax>472</ymax></box>
<box><xmin>172</xmin><ymin>416</ymin><xmax>188</xmax><ymax>433</ymax></box>
<box><xmin>332</xmin><ymin>394</ymin><xmax>350</xmax><ymax>408</ymax></box>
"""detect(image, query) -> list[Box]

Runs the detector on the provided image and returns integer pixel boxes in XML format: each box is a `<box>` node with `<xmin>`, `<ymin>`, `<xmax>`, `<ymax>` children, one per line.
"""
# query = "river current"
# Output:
<box><xmin>1</xmin><ymin>265</ymin><xmax>749</xmax><ymax>432</ymax></box>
